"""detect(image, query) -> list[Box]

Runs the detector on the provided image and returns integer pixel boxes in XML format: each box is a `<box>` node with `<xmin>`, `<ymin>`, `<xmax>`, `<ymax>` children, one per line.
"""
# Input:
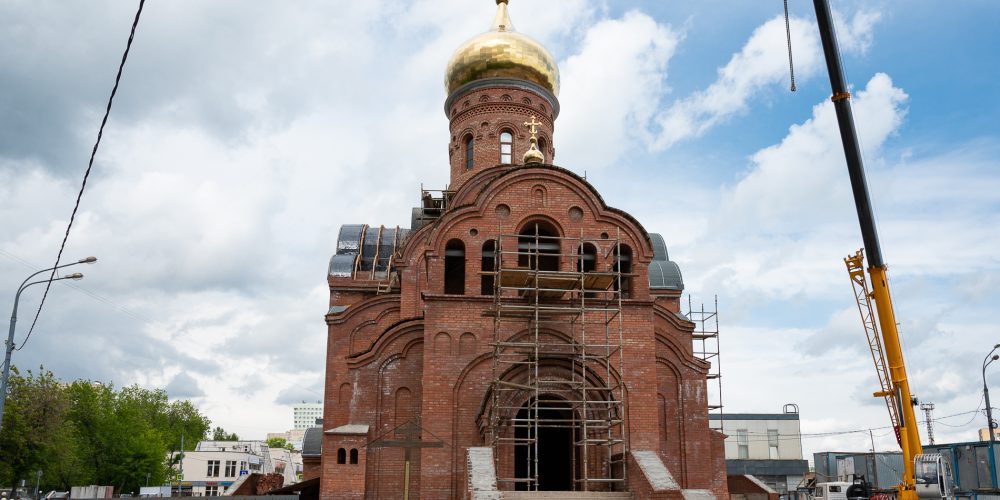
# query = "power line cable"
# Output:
<box><xmin>724</xmin><ymin>407</ymin><xmax>985</xmax><ymax>443</ymax></box>
<box><xmin>18</xmin><ymin>0</ymin><xmax>147</xmax><ymax>351</ymax></box>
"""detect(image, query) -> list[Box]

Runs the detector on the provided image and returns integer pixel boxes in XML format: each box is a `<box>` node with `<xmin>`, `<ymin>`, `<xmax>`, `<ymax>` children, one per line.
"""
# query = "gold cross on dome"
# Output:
<box><xmin>523</xmin><ymin>115</ymin><xmax>542</xmax><ymax>136</ymax></box>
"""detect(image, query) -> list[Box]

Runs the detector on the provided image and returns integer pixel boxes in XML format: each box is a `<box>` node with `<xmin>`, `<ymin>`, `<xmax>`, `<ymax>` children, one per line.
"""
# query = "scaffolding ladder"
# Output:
<box><xmin>481</xmin><ymin>224</ymin><xmax>628</xmax><ymax>492</ymax></box>
<box><xmin>688</xmin><ymin>295</ymin><xmax>723</xmax><ymax>429</ymax></box>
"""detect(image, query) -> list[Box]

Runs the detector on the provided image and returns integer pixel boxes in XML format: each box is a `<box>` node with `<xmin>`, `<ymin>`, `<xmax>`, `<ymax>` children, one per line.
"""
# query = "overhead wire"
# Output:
<box><xmin>17</xmin><ymin>0</ymin><xmax>147</xmax><ymax>351</ymax></box>
<box><xmin>1</xmin><ymin>249</ymin><xmax>155</xmax><ymax>329</ymax></box>
<box><xmin>723</xmin><ymin>407</ymin><xmax>987</xmax><ymax>443</ymax></box>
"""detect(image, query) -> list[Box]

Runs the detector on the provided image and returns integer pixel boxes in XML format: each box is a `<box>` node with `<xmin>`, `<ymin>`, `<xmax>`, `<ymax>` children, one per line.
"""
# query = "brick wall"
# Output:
<box><xmin>447</xmin><ymin>84</ymin><xmax>556</xmax><ymax>190</ymax></box>
<box><xmin>319</xmin><ymin>110</ymin><xmax>727</xmax><ymax>499</ymax></box>
<box><xmin>321</xmin><ymin>433</ymin><xmax>367</xmax><ymax>500</ymax></box>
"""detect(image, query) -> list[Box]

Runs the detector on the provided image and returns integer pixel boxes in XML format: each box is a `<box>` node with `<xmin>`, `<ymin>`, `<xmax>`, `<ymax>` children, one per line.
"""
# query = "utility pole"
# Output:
<box><xmin>869</xmin><ymin>429</ymin><xmax>880</xmax><ymax>488</ymax></box>
<box><xmin>920</xmin><ymin>402</ymin><xmax>936</xmax><ymax>445</ymax></box>
<box><xmin>178</xmin><ymin>429</ymin><xmax>185</xmax><ymax>496</ymax></box>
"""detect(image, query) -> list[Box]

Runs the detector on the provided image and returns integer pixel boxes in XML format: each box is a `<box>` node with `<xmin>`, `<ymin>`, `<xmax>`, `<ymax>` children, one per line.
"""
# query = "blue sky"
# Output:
<box><xmin>1</xmin><ymin>0</ymin><xmax>999</xmax><ymax>461</ymax></box>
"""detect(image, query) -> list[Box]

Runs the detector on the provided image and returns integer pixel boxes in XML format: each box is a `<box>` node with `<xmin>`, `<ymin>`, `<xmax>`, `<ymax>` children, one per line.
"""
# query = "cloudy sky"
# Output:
<box><xmin>2</xmin><ymin>0</ymin><xmax>999</xmax><ymax>461</ymax></box>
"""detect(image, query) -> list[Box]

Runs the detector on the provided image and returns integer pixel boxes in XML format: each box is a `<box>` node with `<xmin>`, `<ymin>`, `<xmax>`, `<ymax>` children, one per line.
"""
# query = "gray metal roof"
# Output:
<box><xmin>649</xmin><ymin>233</ymin><xmax>669</xmax><ymax>261</ymax></box>
<box><xmin>326</xmin><ymin>424</ymin><xmax>370</xmax><ymax>435</ymax></box>
<box><xmin>330</xmin><ymin>224</ymin><xmax>410</xmax><ymax>279</ymax></box>
<box><xmin>709</xmin><ymin>413</ymin><xmax>800</xmax><ymax>421</ymax></box>
<box><xmin>336</xmin><ymin>224</ymin><xmax>365</xmax><ymax>254</ymax></box>
<box><xmin>648</xmin><ymin>260</ymin><xmax>684</xmax><ymax>290</ymax></box>
<box><xmin>328</xmin><ymin>254</ymin><xmax>357</xmax><ymax>277</ymax></box>
<box><xmin>301</xmin><ymin>427</ymin><xmax>322</xmax><ymax>457</ymax></box>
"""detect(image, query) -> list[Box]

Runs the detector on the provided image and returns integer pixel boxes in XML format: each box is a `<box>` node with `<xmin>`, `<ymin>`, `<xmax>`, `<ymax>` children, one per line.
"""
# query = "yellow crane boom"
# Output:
<box><xmin>812</xmin><ymin>0</ymin><xmax>924</xmax><ymax>497</ymax></box>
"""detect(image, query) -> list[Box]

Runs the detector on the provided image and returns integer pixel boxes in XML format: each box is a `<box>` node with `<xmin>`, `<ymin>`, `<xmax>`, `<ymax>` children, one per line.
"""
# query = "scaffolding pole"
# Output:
<box><xmin>688</xmin><ymin>295</ymin><xmax>723</xmax><ymax>429</ymax></box>
<box><xmin>483</xmin><ymin>223</ymin><xmax>627</xmax><ymax>492</ymax></box>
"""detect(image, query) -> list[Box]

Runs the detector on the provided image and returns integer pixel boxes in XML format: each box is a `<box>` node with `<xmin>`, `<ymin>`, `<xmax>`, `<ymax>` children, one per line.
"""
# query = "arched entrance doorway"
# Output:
<box><xmin>513</xmin><ymin>398</ymin><xmax>577</xmax><ymax>491</ymax></box>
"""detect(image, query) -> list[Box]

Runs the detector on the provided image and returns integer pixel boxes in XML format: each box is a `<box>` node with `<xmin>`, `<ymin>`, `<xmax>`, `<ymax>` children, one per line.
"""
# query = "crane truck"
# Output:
<box><xmin>811</xmin><ymin>1</ymin><xmax>954</xmax><ymax>499</ymax></box>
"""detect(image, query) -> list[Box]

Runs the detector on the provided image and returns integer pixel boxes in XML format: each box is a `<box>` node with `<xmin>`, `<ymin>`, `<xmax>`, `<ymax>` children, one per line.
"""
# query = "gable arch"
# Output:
<box><xmin>347</xmin><ymin>318</ymin><xmax>424</xmax><ymax>368</ymax></box>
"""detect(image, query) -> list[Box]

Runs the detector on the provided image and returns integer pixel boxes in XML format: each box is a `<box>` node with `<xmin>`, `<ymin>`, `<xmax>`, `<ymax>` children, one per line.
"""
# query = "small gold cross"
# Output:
<box><xmin>523</xmin><ymin>115</ymin><xmax>542</xmax><ymax>136</ymax></box>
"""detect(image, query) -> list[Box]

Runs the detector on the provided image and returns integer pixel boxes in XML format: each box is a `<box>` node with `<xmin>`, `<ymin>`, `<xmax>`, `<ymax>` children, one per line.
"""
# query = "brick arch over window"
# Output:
<box><xmin>463</xmin><ymin>133</ymin><xmax>474</xmax><ymax>170</ymax></box>
<box><xmin>459</xmin><ymin>332</ymin><xmax>477</xmax><ymax>356</ymax></box>
<box><xmin>395</xmin><ymin>387</ymin><xmax>413</xmax><ymax>427</ymax></box>
<box><xmin>435</xmin><ymin>332</ymin><xmax>453</xmax><ymax>355</ymax></box>
<box><xmin>339</xmin><ymin>382</ymin><xmax>351</xmax><ymax>404</ymax></box>
<box><xmin>444</xmin><ymin>239</ymin><xmax>466</xmax><ymax>295</ymax></box>
<box><xmin>518</xmin><ymin>219</ymin><xmax>560</xmax><ymax>271</ymax></box>
<box><xmin>614</xmin><ymin>244</ymin><xmax>632</xmax><ymax>298</ymax></box>
<box><xmin>499</xmin><ymin>129</ymin><xmax>514</xmax><ymax>164</ymax></box>
<box><xmin>577</xmin><ymin>242</ymin><xmax>597</xmax><ymax>273</ymax></box>
<box><xmin>481</xmin><ymin>240</ymin><xmax>497</xmax><ymax>295</ymax></box>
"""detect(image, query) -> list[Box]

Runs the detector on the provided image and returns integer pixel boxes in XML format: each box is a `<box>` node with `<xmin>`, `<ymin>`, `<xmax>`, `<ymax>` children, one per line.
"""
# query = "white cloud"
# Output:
<box><xmin>1</xmin><ymin>0</ymin><xmax>997</xmax><ymax>454</ymax></box>
<box><xmin>834</xmin><ymin>9</ymin><xmax>883</xmax><ymax>56</ymax></box>
<box><xmin>652</xmin><ymin>15</ymin><xmax>821</xmax><ymax>150</ymax></box>
<box><xmin>556</xmin><ymin>11</ymin><xmax>681</xmax><ymax>171</ymax></box>
<box><xmin>721</xmin><ymin>73</ymin><xmax>908</xmax><ymax>234</ymax></box>
<box><xmin>649</xmin><ymin>8</ymin><xmax>882</xmax><ymax>151</ymax></box>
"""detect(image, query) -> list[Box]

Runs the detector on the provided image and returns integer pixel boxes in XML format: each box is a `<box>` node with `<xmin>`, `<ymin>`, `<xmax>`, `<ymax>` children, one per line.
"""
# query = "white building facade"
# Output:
<box><xmin>293</xmin><ymin>402</ymin><xmax>323</xmax><ymax>430</ymax></box>
<box><xmin>175</xmin><ymin>440</ymin><xmax>298</xmax><ymax>496</ymax></box>
<box><xmin>711</xmin><ymin>408</ymin><xmax>810</xmax><ymax>498</ymax></box>
<box><xmin>266</xmin><ymin>428</ymin><xmax>307</xmax><ymax>450</ymax></box>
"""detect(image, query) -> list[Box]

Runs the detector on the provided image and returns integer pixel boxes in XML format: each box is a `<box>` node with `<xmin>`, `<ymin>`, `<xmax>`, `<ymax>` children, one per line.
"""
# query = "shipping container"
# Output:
<box><xmin>813</xmin><ymin>452</ymin><xmax>904</xmax><ymax>491</ymax></box>
<box><xmin>923</xmin><ymin>441</ymin><xmax>1000</xmax><ymax>493</ymax></box>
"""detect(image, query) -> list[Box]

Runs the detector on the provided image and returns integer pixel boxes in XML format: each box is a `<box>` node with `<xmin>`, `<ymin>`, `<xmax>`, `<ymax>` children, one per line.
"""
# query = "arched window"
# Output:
<box><xmin>499</xmin><ymin>130</ymin><xmax>513</xmax><ymax>164</ymax></box>
<box><xmin>464</xmin><ymin>134</ymin><xmax>475</xmax><ymax>170</ymax></box>
<box><xmin>349</xmin><ymin>449</ymin><xmax>359</xmax><ymax>465</ymax></box>
<box><xmin>444</xmin><ymin>239</ymin><xmax>466</xmax><ymax>295</ymax></box>
<box><xmin>518</xmin><ymin>221</ymin><xmax>559</xmax><ymax>271</ymax></box>
<box><xmin>538</xmin><ymin>137</ymin><xmax>547</xmax><ymax>156</ymax></box>
<box><xmin>614</xmin><ymin>244</ymin><xmax>632</xmax><ymax>298</ymax></box>
<box><xmin>577</xmin><ymin>243</ymin><xmax>597</xmax><ymax>273</ymax></box>
<box><xmin>481</xmin><ymin>240</ymin><xmax>497</xmax><ymax>295</ymax></box>
<box><xmin>578</xmin><ymin>243</ymin><xmax>598</xmax><ymax>299</ymax></box>
<box><xmin>337</xmin><ymin>448</ymin><xmax>346</xmax><ymax>464</ymax></box>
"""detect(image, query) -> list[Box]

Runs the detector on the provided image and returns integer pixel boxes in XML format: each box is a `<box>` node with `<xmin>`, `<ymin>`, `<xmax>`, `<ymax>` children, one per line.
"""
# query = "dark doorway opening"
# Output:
<box><xmin>514</xmin><ymin>399</ymin><xmax>575</xmax><ymax>491</ymax></box>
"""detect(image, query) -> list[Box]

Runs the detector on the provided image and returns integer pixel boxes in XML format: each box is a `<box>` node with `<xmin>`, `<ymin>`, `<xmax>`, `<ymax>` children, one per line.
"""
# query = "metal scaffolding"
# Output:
<box><xmin>479</xmin><ymin>223</ymin><xmax>628</xmax><ymax>492</ymax></box>
<box><xmin>688</xmin><ymin>295</ymin><xmax>723</xmax><ymax>428</ymax></box>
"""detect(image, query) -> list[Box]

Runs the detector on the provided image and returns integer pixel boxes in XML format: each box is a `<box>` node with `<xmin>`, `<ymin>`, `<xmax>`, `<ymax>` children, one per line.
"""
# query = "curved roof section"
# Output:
<box><xmin>301</xmin><ymin>427</ymin><xmax>322</xmax><ymax>457</ymax></box>
<box><xmin>648</xmin><ymin>260</ymin><xmax>684</xmax><ymax>291</ymax></box>
<box><xmin>650</xmin><ymin>233</ymin><xmax>669</xmax><ymax>261</ymax></box>
<box><xmin>647</xmin><ymin>232</ymin><xmax>683</xmax><ymax>291</ymax></box>
<box><xmin>329</xmin><ymin>224</ymin><xmax>410</xmax><ymax>279</ymax></box>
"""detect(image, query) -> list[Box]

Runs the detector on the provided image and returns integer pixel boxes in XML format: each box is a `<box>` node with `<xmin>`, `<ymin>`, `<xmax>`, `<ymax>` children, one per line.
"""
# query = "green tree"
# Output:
<box><xmin>211</xmin><ymin>426</ymin><xmax>239</xmax><ymax>441</ymax></box>
<box><xmin>0</xmin><ymin>366</ymin><xmax>211</xmax><ymax>495</ymax></box>
<box><xmin>0</xmin><ymin>367</ymin><xmax>82</xmax><ymax>491</ymax></box>
<box><xmin>265</xmin><ymin>437</ymin><xmax>294</xmax><ymax>451</ymax></box>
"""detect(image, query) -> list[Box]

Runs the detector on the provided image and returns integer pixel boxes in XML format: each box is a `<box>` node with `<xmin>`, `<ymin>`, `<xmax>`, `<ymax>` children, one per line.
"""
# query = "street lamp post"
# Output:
<box><xmin>1</xmin><ymin>257</ymin><xmax>96</xmax><ymax>431</ymax></box>
<box><xmin>983</xmin><ymin>344</ymin><xmax>1000</xmax><ymax>489</ymax></box>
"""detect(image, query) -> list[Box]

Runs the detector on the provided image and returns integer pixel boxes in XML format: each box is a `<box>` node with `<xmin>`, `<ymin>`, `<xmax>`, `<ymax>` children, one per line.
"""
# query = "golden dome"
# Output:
<box><xmin>445</xmin><ymin>0</ymin><xmax>560</xmax><ymax>96</ymax></box>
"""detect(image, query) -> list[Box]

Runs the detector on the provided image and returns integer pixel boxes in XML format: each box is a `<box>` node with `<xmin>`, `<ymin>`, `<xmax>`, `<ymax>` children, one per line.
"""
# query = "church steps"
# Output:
<box><xmin>502</xmin><ymin>492</ymin><xmax>633</xmax><ymax>499</ymax></box>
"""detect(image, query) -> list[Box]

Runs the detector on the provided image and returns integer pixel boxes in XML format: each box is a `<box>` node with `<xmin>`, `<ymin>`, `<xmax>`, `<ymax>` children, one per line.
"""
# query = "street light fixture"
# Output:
<box><xmin>1</xmin><ymin>257</ymin><xmax>96</xmax><ymax>431</ymax></box>
<box><xmin>983</xmin><ymin>344</ymin><xmax>1000</xmax><ymax>489</ymax></box>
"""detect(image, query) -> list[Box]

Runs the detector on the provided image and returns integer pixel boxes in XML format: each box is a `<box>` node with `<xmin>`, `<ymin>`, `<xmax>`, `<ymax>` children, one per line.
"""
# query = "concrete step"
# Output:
<box><xmin>502</xmin><ymin>494</ymin><xmax>632</xmax><ymax>499</ymax></box>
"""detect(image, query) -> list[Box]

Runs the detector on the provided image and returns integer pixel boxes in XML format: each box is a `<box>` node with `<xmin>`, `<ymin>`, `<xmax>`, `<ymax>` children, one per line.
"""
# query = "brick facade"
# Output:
<box><xmin>318</xmin><ymin>5</ymin><xmax>727</xmax><ymax>498</ymax></box>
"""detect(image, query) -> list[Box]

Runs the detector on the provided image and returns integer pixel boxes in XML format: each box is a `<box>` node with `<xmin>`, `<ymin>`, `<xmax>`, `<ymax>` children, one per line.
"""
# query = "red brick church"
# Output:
<box><xmin>317</xmin><ymin>1</ymin><xmax>728</xmax><ymax>498</ymax></box>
